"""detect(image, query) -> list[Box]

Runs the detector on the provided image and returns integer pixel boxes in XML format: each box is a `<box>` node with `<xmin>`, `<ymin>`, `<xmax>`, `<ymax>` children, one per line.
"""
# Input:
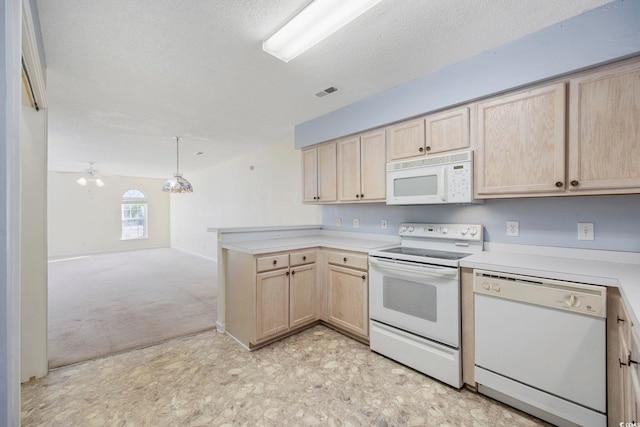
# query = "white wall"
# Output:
<box><xmin>170</xmin><ymin>139</ymin><xmax>323</xmax><ymax>260</ymax></box>
<box><xmin>1</xmin><ymin>0</ymin><xmax>22</xmax><ymax>423</ymax></box>
<box><xmin>48</xmin><ymin>173</ymin><xmax>170</xmax><ymax>257</ymax></box>
<box><xmin>20</xmin><ymin>105</ymin><xmax>48</xmax><ymax>382</ymax></box>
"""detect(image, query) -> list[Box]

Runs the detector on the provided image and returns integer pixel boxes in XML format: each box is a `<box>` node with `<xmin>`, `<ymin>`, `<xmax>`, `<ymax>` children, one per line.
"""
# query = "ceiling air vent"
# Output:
<box><xmin>315</xmin><ymin>86</ymin><xmax>338</xmax><ymax>98</ymax></box>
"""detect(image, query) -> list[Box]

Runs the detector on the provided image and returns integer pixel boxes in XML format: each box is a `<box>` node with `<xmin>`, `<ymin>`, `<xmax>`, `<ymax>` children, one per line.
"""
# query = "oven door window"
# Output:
<box><xmin>383</xmin><ymin>276</ymin><xmax>436</xmax><ymax>322</ymax></box>
<box><xmin>393</xmin><ymin>175</ymin><xmax>437</xmax><ymax>197</ymax></box>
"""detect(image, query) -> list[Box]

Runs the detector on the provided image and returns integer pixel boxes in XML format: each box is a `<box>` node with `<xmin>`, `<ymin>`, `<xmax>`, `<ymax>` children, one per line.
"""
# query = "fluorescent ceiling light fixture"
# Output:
<box><xmin>263</xmin><ymin>0</ymin><xmax>383</xmax><ymax>62</ymax></box>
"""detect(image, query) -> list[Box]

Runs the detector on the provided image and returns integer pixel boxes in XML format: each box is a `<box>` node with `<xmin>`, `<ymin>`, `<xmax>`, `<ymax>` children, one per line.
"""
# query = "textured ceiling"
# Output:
<box><xmin>37</xmin><ymin>0</ymin><xmax>612</xmax><ymax>178</ymax></box>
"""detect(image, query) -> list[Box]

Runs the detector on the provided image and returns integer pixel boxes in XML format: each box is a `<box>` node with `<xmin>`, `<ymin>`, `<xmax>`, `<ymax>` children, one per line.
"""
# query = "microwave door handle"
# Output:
<box><xmin>438</xmin><ymin>168</ymin><xmax>446</xmax><ymax>202</ymax></box>
<box><xmin>369</xmin><ymin>257</ymin><xmax>458</xmax><ymax>280</ymax></box>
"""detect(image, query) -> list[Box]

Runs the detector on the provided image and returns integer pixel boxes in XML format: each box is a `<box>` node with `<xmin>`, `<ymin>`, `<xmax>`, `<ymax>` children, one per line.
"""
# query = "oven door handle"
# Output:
<box><xmin>369</xmin><ymin>257</ymin><xmax>458</xmax><ymax>280</ymax></box>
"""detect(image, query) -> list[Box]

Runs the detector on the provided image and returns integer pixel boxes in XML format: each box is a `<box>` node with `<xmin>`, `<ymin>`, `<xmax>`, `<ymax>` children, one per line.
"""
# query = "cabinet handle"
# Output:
<box><xmin>286</xmin><ymin>271</ymin><xmax>290</xmax><ymax>276</ymax></box>
<box><xmin>343</xmin><ymin>257</ymin><xmax>347</xmax><ymax>262</ymax></box>
<box><xmin>418</xmin><ymin>147</ymin><xmax>424</xmax><ymax>153</ymax></box>
<box><xmin>291</xmin><ymin>270</ymin><xmax>295</xmax><ymax>276</ymax></box>
<box><xmin>630</xmin><ymin>355</ymin><xmax>638</xmax><ymax>366</ymax></box>
<box><xmin>620</xmin><ymin>358</ymin><xmax>628</xmax><ymax>368</ymax></box>
<box><xmin>273</xmin><ymin>260</ymin><xmax>277</xmax><ymax>265</ymax></box>
<box><xmin>618</xmin><ymin>315</ymin><xmax>626</xmax><ymax>324</ymax></box>
<box><xmin>425</xmin><ymin>146</ymin><xmax>431</xmax><ymax>152</ymax></box>
<box><xmin>302</xmin><ymin>256</ymin><xmax>306</xmax><ymax>261</ymax></box>
<box><xmin>360</xmin><ymin>193</ymin><xmax>364</xmax><ymax>198</ymax></box>
<box><xmin>555</xmin><ymin>181</ymin><xmax>563</xmax><ymax>188</ymax></box>
<box><xmin>361</xmin><ymin>275</ymin><xmax>366</xmax><ymax>280</ymax></box>
<box><xmin>570</xmin><ymin>180</ymin><xmax>579</xmax><ymax>187</ymax></box>
<box><xmin>356</xmin><ymin>194</ymin><xmax>360</xmax><ymax>198</ymax></box>
<box><xmin>317</xmin><ymin>196</ymin><xmax>320</xmax><ymax>200</ymax></box>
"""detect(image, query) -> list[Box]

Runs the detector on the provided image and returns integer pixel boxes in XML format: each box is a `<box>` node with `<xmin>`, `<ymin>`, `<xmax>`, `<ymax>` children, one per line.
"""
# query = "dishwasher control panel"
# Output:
<box><xmin>473</xmin><ymin>270</ymin><xmax>606</xmax><ymax>318</ymax></box>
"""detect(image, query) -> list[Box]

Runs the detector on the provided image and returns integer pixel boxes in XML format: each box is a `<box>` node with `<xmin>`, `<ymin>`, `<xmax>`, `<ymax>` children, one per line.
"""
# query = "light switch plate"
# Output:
<box><xmin>578</xmin><ymin>222</ymin><xmax>594</xmax><ymax>240</ymax></box>
<box><xmin>353</xmin><ymin>218</ymin><xmax>360</xmax><ymax>228</ymax></box>
<box><xmin>336</xmin><ymin>217</ymin><xmax>342</xmax><ymax>227</ymax></box>
<box><xmin>381</xmin><ymin>219</ymin><xmax>388</xmax><ymax>230</ymax></box>
<box><xmin>506</xmin><ymin>221</ymin><xmax>519</xmax><ymax>237</ymax></box>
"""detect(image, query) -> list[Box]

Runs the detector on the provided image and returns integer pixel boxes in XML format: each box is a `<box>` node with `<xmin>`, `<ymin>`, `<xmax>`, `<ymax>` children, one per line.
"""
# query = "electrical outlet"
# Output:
<box><xmin>336</xmin><ymin>217</ymin><xmax>342</xmax><ymax>227</ymax></box>
<box><xmin>578</xmin><ymin>222</ymin><xmax>594</xmax><ymax>240</ymax></box>
<box><xmin>381</xmin><ymin>219</ymin><xmax>388</xmax><ymax>230</ymax></box>
<box><xmin>506</xmin><ymin>221</ymin><xmax>519</xmax><ymax>237</ymax></box>
<box><xmin>353</xmin><ymin>218</ymin><xmax>359</xmax><ymax>228</ymax></box>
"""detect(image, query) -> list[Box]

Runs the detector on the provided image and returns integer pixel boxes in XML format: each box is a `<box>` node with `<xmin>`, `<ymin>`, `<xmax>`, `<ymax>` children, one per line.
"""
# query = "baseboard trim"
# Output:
<box><xmin>171</xmin><ymin>247</ymin><xmax>217</xmax><ymax>263</ymax></box>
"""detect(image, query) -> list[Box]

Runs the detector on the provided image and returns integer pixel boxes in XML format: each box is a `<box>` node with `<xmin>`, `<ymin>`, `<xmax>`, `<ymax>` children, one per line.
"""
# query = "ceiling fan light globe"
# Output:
<box><xmin>76</xmin><ymin>177</ymin><xmax>87</xmax><ymax>186</ymax></box>
<box><xmin>96</xmin><ymin>178</ymin><xmax>105</xmax><ymax>187</ymax></box>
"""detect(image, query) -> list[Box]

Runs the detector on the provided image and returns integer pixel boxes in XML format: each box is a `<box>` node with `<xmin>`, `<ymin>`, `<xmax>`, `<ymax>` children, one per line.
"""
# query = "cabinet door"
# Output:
<box><xmin>327</xmin><ymin>265</ymin><xmax>368</xmax><ymax>339</ymax></box>
<box><xmin>569</xmin><ymin>60</ymin><xmax>640</xmax><ymax>192</ymax></box>
<box><xmin>301</xmin><ymin>147</ymin><xmax>318</xmax><ymax>202</ymax></box>
<box><xmin>317</xmin><ymin>141</ymin><xmax>337</xmax><ymax>202</ymax></box>
<box><xmin>475</xmin><ymin>82</ymin><xmax>566</xmax><ymax>197</ymax></box>
<box><xmin>290</xmin><ymin>264</ymin><xmax>316</xmax><ymax>329</ymax></box>
<box><xmin>425</xmin><ymin>106</ymin><xmax>470</xmax><ymax>155</ymax></box>
<box><xmin>337</xmin><ymin>136</ymin><xmax>361</xmax><ymax>202</ymax></box>
<box><xmin>628</xmin><ymin>330</ymin><xmax>640</xmax><ymax>424</ymax></box>
<box><xmin>255</xmin><ymin>269</ymin><xmax>290</xmax><ymax>343</ymax></box>
<box><xmin>609</xmin><ymin>289</ymin><xmax>629</xmax><ymax>426</ymax></box>
<box><xmin>359</xmin><ymin>129</ymin><xmax>386</xmax><ymax>201</ymax></box>
<box><xmin>387</xmin><ymin>117</ymin><xmax>425</xmax><ymax>161</ymax></box>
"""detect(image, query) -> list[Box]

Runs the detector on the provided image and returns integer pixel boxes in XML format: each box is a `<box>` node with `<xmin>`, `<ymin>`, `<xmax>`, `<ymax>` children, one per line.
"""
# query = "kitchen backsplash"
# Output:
<box><xmin>322</xmin><ymin>194</ymin><xmax>640</xmax><ymax>252</ymax></box>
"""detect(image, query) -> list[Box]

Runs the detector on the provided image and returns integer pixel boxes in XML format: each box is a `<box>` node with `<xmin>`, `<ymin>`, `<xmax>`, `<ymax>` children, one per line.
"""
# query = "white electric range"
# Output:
<box><xmin>368</xmin><ymin>223</ymin><xmax>483</xmax><ymax>388</ymax></box>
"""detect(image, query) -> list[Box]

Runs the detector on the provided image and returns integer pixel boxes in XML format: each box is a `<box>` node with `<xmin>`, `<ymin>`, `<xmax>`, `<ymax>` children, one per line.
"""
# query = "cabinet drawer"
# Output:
<box><xmin>290</xmin><ymin>250</ymin><xmax>316</xmax><ymax>267</ymax></box>
<box><xmin>256</xmin><ymin>254</ymin><xmax>289</xmax><ymax>272</ymax></box>
<box><xmin>327</xmin><ymin>251</ymin><xmax>368</xmax><ymax>271</ymax></box>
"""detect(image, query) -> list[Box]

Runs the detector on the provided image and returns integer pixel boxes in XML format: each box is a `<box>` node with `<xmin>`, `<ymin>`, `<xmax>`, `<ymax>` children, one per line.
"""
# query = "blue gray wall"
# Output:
<box><xmin>295</xmin><ymin>0</ymin><xmax>640</xmax><ymax>148</ymax></box>
<box><xmin>323</xmin><ymin>195</ymin><xmax>640</xmax><ymax>252</ymax></box>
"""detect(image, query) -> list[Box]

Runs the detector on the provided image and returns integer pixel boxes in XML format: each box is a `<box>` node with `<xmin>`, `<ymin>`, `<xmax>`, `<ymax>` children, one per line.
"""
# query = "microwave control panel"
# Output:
<box><xmin>446</xmin><ymin>162</ymin><xmax>472</xmax><ymax>203</ymax></box>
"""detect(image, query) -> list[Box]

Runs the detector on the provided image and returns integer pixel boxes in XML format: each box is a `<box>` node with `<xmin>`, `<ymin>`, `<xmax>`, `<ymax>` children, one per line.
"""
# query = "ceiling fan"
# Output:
<box><xmin>76</xmin><ymin>162</ymin><xmax>105</xmax><ymax>187</ymax></box>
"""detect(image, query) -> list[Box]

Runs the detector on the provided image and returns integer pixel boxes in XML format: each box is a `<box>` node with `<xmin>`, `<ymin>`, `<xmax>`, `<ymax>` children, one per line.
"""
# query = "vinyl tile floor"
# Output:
<box><xmin>22</xmin><ymin>325</ymin><xmax>549</xmax><ymax>427</ymax></box>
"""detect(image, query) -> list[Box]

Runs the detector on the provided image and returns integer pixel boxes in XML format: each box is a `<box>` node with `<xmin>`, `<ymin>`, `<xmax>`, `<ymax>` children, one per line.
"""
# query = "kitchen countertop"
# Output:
<box><xmin>461</xmin><ymin>242</ymin><xmax>640</xmax><ymax>326</ymax></box>
<box><xmin>221</xmin><ymin>233</ymin><xmax>397</xmax><ymax>255</ymax></box>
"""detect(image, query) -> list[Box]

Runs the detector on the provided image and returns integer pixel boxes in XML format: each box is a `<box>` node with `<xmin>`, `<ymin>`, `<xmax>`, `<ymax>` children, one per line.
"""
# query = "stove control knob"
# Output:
<box><xmin>482</xmin><ymin>283</ymin><xmax>490</xmax><ymax>290</ymax></box>
<box><xmin>408</xmin><ymin>226</ymin><xmax>414</xmax><ymax>232</ymax></box>
<box><xmin>441</xmin><ymin>227</ymin><xmax>448</xmax><ymax>234</ymax></box>
<box><xmin>400</xmin><ymin>225</ymin><xmax>408</xmax><ymax>233</ymax></box>
<box><xmin>460</xmin><ymin>228</ymin><xmax>468</xmax><ymax>236</ymax></box>
<box><xmin>470</xmin><ymin>228</ymin><xmax>478</xmax><ymax>236</ymax></box>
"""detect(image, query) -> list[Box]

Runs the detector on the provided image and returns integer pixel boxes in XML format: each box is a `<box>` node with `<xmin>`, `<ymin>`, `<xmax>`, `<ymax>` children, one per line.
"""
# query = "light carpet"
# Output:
<box><xmin>47</xmin><ymin>248</ymin><xmax>217</xmax><ymax>368</ymax></box>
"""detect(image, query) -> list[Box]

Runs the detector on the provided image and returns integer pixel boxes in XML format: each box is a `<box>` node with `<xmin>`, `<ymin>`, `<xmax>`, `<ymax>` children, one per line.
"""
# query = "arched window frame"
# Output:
<box><xmin>121</xmin><ymin>190</ymin><xmax>148</xmax><ymax>240</ymax></box>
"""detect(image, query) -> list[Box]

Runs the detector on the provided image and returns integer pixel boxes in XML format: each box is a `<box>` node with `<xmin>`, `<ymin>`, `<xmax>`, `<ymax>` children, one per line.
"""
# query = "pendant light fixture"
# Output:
<box><xmin>162</xmin><ymin>136</ymin><xmax>193</xmax><ymax>193</ymax></box>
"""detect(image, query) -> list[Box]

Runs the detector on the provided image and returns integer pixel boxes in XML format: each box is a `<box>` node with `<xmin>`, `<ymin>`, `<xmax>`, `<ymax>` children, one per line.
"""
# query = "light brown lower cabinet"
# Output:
<box><xmin>225</xmin><ymin>249</ymin><xmax>317</xmax><ymax>349</ymax></box>
<box><xmin>609</xmin><ymin>287</ymin><xmax>640</xmax><ymax>426</ymax></box>
<box><xmin>289</xmin><ymin>263</ymin><xmax>316</xmax><ymax>329</ymax></box>
<box><xmin>225</xmin><ymin>247</ymin><xmax>371</xmax><ymax>349</ymax></box>
<box><xmin>325</xmin><ymin>250</ymin><xmax>369</xmax><ymax>341</ymax></box>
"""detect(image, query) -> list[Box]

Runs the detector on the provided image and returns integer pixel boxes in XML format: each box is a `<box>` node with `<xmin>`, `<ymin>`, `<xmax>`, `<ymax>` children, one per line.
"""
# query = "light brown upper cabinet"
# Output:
<box><xmin>474</xmin><ymin>82</ymin><xmax>566</xmax><ymax>197</ymax></box>
<box><xmin>302</xmin><ymin>141</ymin><xmax>337</xmax><ymax>203</ymax></box>
<box><xmin>424</xmin><ymin>106</ymin><xmax>470</xmax><ymax>155</ymax></box>
<box><xmin>387</xmin><ymin>117</ymin><xmax>426</xmax><ymax>161</ymax></box>
<box><xmin>387</xmin><ymin>106</ymin><xmax>470</xmax><ymax>162</ymax></box>
<box><xmin>568</xmin><ymin>59</ymin><xmax>640</xmax><ymax>193</ymax></box>
<box><xmin>337</xmin><ymin>129</ymin><xmax>386</xmax><ymax>202</ymax></box>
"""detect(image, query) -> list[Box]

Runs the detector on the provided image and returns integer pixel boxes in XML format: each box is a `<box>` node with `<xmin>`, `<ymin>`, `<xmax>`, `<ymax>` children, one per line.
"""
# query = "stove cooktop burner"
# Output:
<box><xmin>378</xmin><ymin>247</ymin><xmax>470</xmax><ymax>261</ymax></box>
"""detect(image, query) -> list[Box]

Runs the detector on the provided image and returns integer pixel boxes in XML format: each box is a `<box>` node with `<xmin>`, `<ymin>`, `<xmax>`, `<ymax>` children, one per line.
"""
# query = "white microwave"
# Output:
<box><xmin>386</xmin><ymin>150</ymin><xmax>475</xmax><ymax>205</ymax></box>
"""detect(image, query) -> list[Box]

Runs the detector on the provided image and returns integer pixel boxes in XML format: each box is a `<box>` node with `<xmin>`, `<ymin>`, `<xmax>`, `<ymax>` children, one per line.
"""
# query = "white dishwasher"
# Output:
<box><xmin>473</xmin><ymin>270</ymin><xmax>607</xmax><ymax>427</ymax></box>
